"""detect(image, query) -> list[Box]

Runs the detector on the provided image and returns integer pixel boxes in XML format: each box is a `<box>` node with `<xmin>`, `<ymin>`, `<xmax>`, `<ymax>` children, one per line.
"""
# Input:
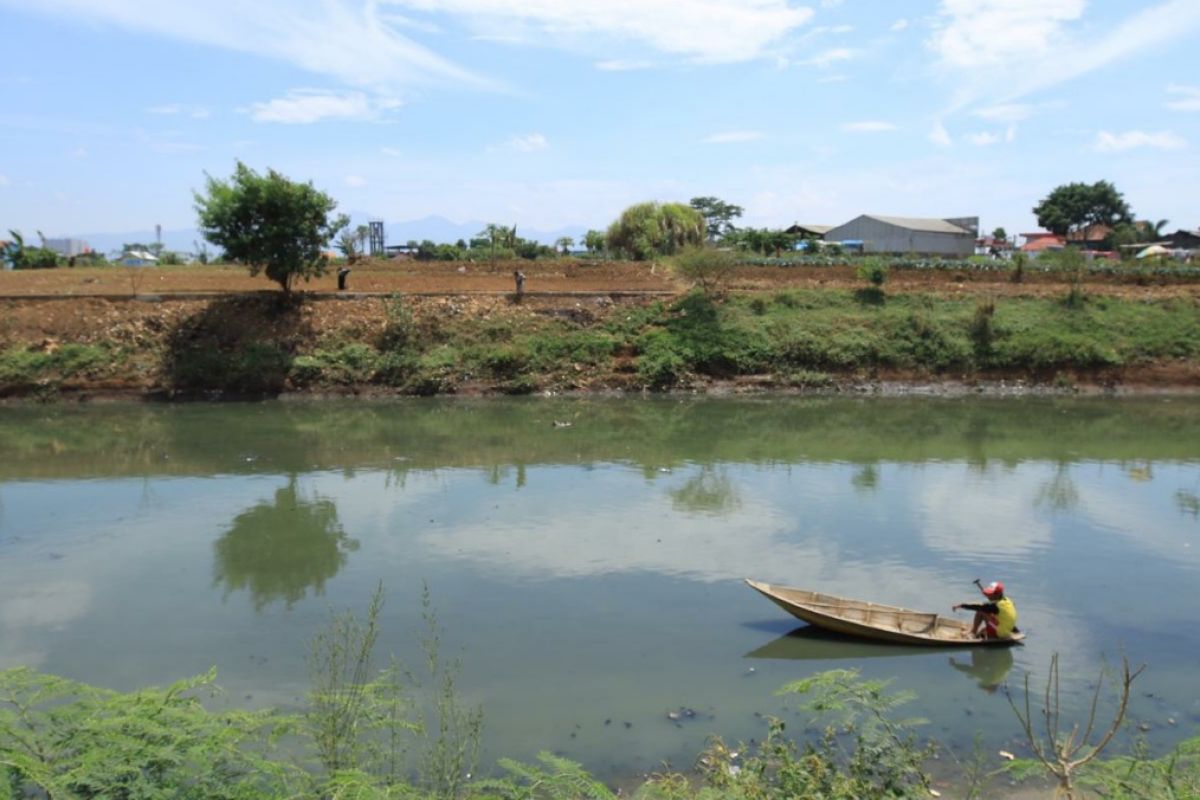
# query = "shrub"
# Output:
<box><xmin>856</xmin><ymin>257</ymin><xmax>889</xmax><ymax>288</ymax></box>
<box><xmin>636</xmin><ymin>330</ymin><xmax>689</xmax><ymax>387</ymax></box>
<box><xmin>969</xmin><ymin>299</ymin><xmax>997</xmax><ymax>360</ymax></box>
<box><xmin>671</xmin><ymin>246</ymin><xmax>737</xmax><ymax>295</ymax></box>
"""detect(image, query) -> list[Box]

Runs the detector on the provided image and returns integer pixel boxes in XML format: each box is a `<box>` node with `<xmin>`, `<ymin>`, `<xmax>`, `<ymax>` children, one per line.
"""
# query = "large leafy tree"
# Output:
<box><xmin>194</xmin><ymin>162</ymin><xmax>348</xmax><ymax>291</ymax></box>
<box><xmin>1032</xmin><ymin>180</ymin><xmax>1133</xmax><ymax>237</ymax></box>
<box><xmin>605</xmin><ymin>202</ymin><xmax>704</xmax><ymax>260</ymax></box>
<box><xmin>689</xmin><ymin>196</ymin><xmax>744</xmax><ymax>241</ymax></box>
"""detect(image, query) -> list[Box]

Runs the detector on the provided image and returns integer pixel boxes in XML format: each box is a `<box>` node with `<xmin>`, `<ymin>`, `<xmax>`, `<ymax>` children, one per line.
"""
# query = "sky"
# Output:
<box><xmin>2</xmin><ymin>0</ymin><xmax>1199</xmax><ymax>243</ymax></box>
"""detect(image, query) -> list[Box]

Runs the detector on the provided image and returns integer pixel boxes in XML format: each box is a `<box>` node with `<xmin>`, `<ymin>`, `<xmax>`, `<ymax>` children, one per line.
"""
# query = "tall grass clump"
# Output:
<box><xmin>969</xmin><ymin>298</ymin><xmax>997</xmax><ymax>361</ymax></box>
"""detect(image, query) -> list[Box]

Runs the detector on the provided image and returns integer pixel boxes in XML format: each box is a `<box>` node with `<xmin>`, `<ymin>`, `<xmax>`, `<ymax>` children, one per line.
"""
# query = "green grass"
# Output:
<box><xmin>0</xmin><ymin>344</ymin><xmax>118</xmax><ymax>386</ymax></box>
<box><xmin>3</xmin><ymin>289</ymin><xmax>1197</xmax><ymax>397</ymax></box>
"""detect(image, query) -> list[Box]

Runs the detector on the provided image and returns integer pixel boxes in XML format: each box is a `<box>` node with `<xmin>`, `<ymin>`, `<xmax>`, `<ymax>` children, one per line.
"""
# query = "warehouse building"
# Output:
<box><xmin>823</xmin><ymin>215</ymin><xmax>979</xmax><ymax>257</ymax></box>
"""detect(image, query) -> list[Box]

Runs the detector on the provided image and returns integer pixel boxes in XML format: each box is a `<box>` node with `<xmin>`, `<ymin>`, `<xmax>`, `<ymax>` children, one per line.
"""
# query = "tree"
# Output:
<box><xmin>194</xmin><ymin>162</ymin><xmax>348</xmax><ymax>292</ymax></box>
<box><xmin>336</xmin><ymin>230</ymin><xmax>362</xmax><ymax>263</ymax></box>
<box><xmin>991</xmin><ymin>227</ymin><xmax>1007</xmax><ymax>241</ymax></box>
<box><xmin>1138</xmin><ymin>218</ymin><xmax>1169</xmax><ymax>241</ymax></box>
<box><xmin>4</xmin><ymin>229</ymin><xmax>60</xmax><ymax>269</ymax></box>
<box><xmin>689</xmin><ymin>196</ymin><xmax>744</xmax><ymax>241</ymax></box>
<box><xmin>606</xmin><ymin>202</ymin><xmax>704</xmax><ymax>260</ymax></box>
<box><xmin>555</xmin><ymin>236</ymin><xmax>575</xmax><ymax>255</ymax></box>
<box><xmin>583</xmin><ymin>229</ymin><xmax>605</xmax><ymax>254</ymax></box>
<box><xmin>1032</xmin><ymin>180</ymin><xmax>1132</xmax><ymax>237</ymax></box>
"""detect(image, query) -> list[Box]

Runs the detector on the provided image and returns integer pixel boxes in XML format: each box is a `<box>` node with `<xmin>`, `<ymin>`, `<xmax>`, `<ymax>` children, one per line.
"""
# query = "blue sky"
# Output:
<box><xmin>2</xmin><ymin>0</ymin><xmax>1198</xmax><ymax>241</ymax></box>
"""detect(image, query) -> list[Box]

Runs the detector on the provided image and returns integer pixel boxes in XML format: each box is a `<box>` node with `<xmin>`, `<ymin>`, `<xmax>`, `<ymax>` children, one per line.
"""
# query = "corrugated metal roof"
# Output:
<box><xmin>864</xmin><ymin>215</ymin><xmax>973</xmax><ymax>234</ymax></box>
<box><xmin>788</xmin><ymin>223</ymin><xmax>834</xmax><ymax>234</ymax></box>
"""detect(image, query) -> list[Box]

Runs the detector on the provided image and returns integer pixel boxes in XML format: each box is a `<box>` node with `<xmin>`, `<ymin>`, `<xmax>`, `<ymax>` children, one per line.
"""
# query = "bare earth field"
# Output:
<box><xmin>2</xmin><ymin>258</ymin><xmax>1199</xmax><ymax>301</ymax></box>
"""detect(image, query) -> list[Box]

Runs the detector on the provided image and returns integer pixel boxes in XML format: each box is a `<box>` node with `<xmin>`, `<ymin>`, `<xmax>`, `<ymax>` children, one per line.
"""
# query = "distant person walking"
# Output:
<box><xmin>513</xmin><ymin>269</ymin><xmax>526</xmax><ymax>302</ymax></box>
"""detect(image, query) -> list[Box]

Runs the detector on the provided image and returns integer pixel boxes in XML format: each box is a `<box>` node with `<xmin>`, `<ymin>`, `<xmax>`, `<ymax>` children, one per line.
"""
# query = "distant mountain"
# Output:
<box><xmin>69</xmin><ymin>216</ymin><xmax>590</xmax><ymax>257</ymax></box>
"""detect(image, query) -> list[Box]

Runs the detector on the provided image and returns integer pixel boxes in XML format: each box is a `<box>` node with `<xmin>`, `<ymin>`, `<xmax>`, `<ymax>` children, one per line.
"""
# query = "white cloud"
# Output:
<box><xmin>929</xmin><ymin>120</ymin><xmax>952</xmax><ymax>147</ymax></box>
<box><xmin>966</xmin><ymin>131</ymin><xmax>1000</xmax><ymax>146</ymax></box>
<box><xmin>1095</xmin><ymin>130</ymin><xmax>1186</xmax><ymax>152</ymax></box>
<box><xmin>929</xmin><ymin>0</ymin><xmax>1086</xmax><ymax>69</ymax></box>
<box><xmin>974</xmin><ymin>103</ymin><xmax>1032</xmax><ymax>123</ymax></box>
<box><xmin>891</xmin><ymin>18</ymin><xmax>908</xmax><ymax>32</ymax></box>
<box><xmin>703</xmin><ymin>130</ymin><xmax>764</xmax><ymax>144</ymax></box>
<box><xmin>71</xmin><ymin>146</ymin><xmax>88</xmax><ymax>158</ymax></box>
<box><xmin>841</xmin><ymin>121</ymin><xmax>897</xmax><ymax>132</ymax></box>
<box><xmin>393</xmin><ymin>0</ymin><xmax>815</xmax><ymax>64</ymax></box>
<box><xmin>1166</xmin><ymin>84</ymin><xmax>1200</xmax><ymax>111</ymax></box>
<box><xmin>804</xmin><ymin>47</ymin><xmax>855</xmax><ymax>67</ymax></box>
<box><xmin>345</xmin><ymin>174</ymin><xmax>367</xmax><ymax>188</ymax></box>
<box><xmin>381</xmin><ymin>146</ymin><xmax>402</xmax><ymax>157</ymax></box>
<box><xmin>930</xmin><ymin>1</ymin><xmax>1200</xmax><ymax>111</ymax></box>
<box><xmin>247</xmin><ymin>90</ymin><xmax>401</xmax><ymax>124</ymax></box>
<box><xmin>594</xmin><ymin>58</ymin><xmax>655</xmax><ymax>71</ymax></box>
<box><xmin>0</xmin><ymin>173</ymin><xmax>9</xmax><ymax>187</ymax></box>
<box><xmin>147</xmin><ymin>103</ymin><xmax>210</xmax><ymax>119</ymax></box>
<box><xmin>507</xmin><ymin>132</ymin><xmax>549</xmax><ymax>152</ymax></box>
<box><xmin>18</xmin><ymin>0</ymin><xmax>486</xmax><ymax>93</ymax></box>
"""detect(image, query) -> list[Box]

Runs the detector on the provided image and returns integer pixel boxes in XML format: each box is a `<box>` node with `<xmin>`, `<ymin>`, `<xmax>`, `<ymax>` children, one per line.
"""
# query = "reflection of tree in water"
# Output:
<box><xmin>213</xmin><ymin>478</ymin><xmax>359</xmax><ymax>610</ymax></box>
<box><xmin>1035</xmin><ymin>463</ymin><xmax>1079</xmax><ymax>512</ymax></box>
<box><xmin>1177</xmin><ymin>490</ymin><xmax>1200</xmax><ymax>520</ymax></box>
<box><xmin>669</xmin><ymin>467</ymin><xmax>741</xmax><ymax>515</ymax></box>
<box><xmin>851</xmin><ymin>464</ymin><xmax>879</xmax><ymax>493</ymax></box>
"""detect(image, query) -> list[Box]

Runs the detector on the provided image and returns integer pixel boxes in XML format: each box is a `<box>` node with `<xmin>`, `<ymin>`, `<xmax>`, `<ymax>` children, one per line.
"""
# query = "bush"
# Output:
<box><xmin>671</xmin><ymin>246</ymin><xmax>736</xmax><ymax>295</ymax></box>
<box><xmin>856</xmin><ymin>257</ymin><xmax>889</xmax><ymax>288</ymax></box>
<box><xmin>636</xmin><ymin>330</ymin><xmax>689</xmax><ymax>387</ymax></box>
<box><xmin>969</xmin><ymin>299</ymin><xmax>997</xmax><ymax>360</ymax></box>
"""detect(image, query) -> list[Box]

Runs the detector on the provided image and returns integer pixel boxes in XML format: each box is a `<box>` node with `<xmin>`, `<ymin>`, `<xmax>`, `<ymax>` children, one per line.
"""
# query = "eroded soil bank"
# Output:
<box><xmin>2</xmin><ymin>261</ymin><xmax>1199</xmax><ymax>401</ymax></box>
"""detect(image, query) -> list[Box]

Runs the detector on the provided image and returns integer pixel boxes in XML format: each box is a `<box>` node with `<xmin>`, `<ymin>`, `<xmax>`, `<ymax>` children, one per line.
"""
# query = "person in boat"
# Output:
<box><xmin>952</xmin><ymin>580</ymin><xmax>1018</xmax><ymax>640</ymax></box>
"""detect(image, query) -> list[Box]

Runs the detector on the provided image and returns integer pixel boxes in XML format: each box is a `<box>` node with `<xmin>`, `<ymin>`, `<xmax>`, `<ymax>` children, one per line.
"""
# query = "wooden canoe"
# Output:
<box><xmin>745</xmin><ymin>580</ymin><xmax>1024</xmax><ymax>647</ymax></box>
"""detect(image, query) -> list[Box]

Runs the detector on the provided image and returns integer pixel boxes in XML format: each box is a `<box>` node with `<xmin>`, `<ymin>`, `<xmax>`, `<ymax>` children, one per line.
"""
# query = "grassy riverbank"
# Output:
<box><xmin>3</xmin><ymin>658</ymin><xmax>1197</xmax><ymax>799</ymax></box>
<box><xmin>1</xmin><ymin>286</ymin><xmax>1198</xmax><ymax>399</ymax></box>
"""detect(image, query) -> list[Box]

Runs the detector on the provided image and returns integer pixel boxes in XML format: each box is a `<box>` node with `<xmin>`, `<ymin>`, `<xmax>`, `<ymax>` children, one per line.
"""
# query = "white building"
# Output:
<box><xmin>823</xmin><ymin>215</ymin><xmax>979</xmax><ymax>257</ymax></box>
<box><xmin>43</xmin><ymin>238</ymin><xmax>91</xmax><ymax>257</ymax></box>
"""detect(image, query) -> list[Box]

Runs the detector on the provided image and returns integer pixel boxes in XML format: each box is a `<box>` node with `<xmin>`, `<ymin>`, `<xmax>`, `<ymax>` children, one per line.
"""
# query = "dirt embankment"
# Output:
<box><xmin>2</xmin><ymin>259</ymin><xmax>1199</xmax><ymax>400</ymax></box>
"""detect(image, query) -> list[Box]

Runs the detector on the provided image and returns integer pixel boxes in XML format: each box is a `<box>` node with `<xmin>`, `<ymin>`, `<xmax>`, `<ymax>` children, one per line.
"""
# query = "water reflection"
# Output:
<box><xmin>668</xmin><ymin>467</ymin><xmax>741</xmax><ymax>515</ymax></box>
<box><xmin>1035</xmin><ymin>463</ymin><xmax>1079</xmax><ymax>512</ymax></box>
<box><xmin>1177</xmin><ymin>490</ymin><xmax>1200</xmax><ymax>519</ymax></box>
<box><xmin>851</xmin><ymin>464</ymin><xmax>879</xmax><ymax>493</ymax></box>
<box><xmin>947</xmin><ymin>649</ymin><xmax>1013</xmax><ymax>694</ymax></box>
<box><xmin>745</xmin><ymin>626</ymin><xmax>1013</xmax><ymax>694</ymax></box>
<box><xmin>212</xmin><ymin>477</ymin><xmax>358</xmax><ymax>610</ymax></box>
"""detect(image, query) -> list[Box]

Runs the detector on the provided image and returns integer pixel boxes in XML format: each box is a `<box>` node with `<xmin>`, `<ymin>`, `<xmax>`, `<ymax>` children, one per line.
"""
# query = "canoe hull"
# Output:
<box><xmin>746</xmin><ymin>580</ymin><xmax>1024</xmax><ymax>647</ymax></box>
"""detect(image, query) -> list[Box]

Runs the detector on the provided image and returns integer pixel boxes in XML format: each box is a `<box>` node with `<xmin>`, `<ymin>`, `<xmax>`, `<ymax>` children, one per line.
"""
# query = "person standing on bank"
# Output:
<box><xmin>513</xmin><ymin>269</ymin><xmax>526</xmax><ymax>302</ymax></box>
<box><xmin>953</xmin><ymin>580</ymin><xmax>1018</xmax><ymax>640</ymax></box>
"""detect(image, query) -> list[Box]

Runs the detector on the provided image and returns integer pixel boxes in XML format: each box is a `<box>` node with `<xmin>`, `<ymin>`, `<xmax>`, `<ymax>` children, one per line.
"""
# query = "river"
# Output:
<box><xmin>1</xmin><ymin>397</ymin><xmax>1197</xmax><ymax>778</ymax></box>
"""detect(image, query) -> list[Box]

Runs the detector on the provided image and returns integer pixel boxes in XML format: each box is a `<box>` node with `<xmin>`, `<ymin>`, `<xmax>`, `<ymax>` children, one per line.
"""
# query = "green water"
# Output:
<box><xmin>1</xmin><ymin>397</ymin><xmax>1198</xmax><ymax>777</ymax></box>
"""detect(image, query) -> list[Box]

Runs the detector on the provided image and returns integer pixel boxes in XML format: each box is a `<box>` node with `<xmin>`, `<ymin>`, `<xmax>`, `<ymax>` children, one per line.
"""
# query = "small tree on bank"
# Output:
<box><xmin>194</xmin><ymin>162</ymin><xmax>348</xmax><ymax>292</ymax></box>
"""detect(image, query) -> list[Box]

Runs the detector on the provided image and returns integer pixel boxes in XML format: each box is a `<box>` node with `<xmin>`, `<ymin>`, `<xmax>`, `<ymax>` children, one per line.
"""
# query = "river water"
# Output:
<box><xmin>1</xmin><ymin>397</ymin><xmax>1198</xmax><ymax>778</ymax></box>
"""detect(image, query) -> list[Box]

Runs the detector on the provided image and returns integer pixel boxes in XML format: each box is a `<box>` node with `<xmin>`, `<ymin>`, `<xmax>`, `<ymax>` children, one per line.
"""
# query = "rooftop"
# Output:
<box><xmin>861</xmin><ymin>215</ymin><xmax>974</xmax><ymax>235</ymax></box>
